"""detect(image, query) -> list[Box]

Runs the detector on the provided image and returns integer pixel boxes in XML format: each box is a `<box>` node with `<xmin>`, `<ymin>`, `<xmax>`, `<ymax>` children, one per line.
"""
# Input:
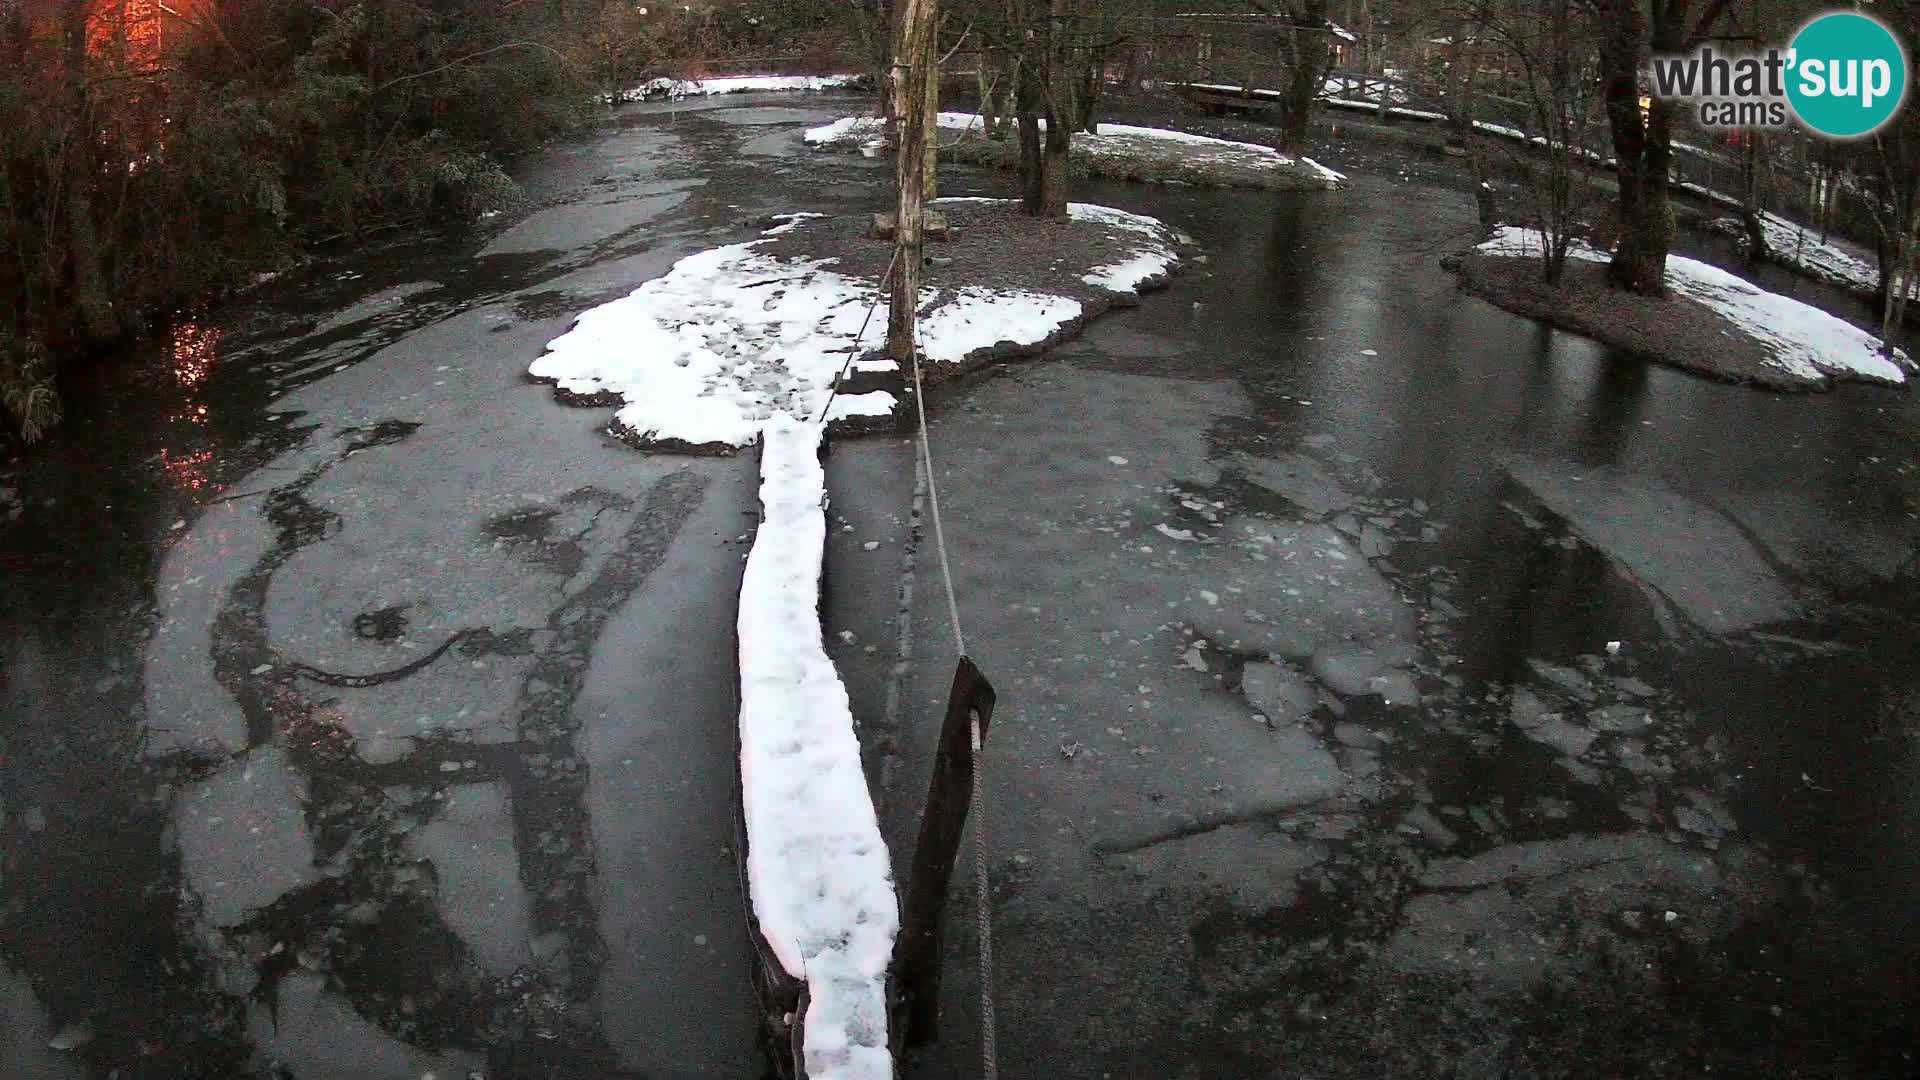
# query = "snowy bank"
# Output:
<box><xmin>804</xmin><ymin>111</ymin><xmax>1344</xmax><ymax>190</ymax></box>
<box><xmin>739</xmin><ymin>415</ymin><xmax>896</xmax><ymax>1080</ymax></box>
<box><xmin>1464</xmin><ymin>225</ymin><xmax>1910</xmax><ymax>390</ymax></box>
<box><xmin>617</xmin><ymin>73</ymin><xmax>865</xmax><ymax>102</ymax></box>
<box><xmin>530</xmin><ymin>201</ymin><xmax>1185</xmax><ymax>449</ymax></box>
<box><xmin>1706</xmin><ymin>212</ymin><xmax>1920</xmax><ymax>302</ymax></box>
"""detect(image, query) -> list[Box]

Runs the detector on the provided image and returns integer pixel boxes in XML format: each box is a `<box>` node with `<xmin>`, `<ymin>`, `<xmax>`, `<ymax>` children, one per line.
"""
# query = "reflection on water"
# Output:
<box><xmin>169</xmin><ymin>321</ymin><xmax>220</xmax><ymax>390</ymax></box>
<box><xmin>157</xmin><ymin>447</ymin><xmax>214</xmax><ymax>493</ymax></box>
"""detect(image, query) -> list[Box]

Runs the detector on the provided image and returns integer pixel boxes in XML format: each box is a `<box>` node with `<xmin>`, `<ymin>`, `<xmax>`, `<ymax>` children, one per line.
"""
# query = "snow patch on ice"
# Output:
<box><xmin>1475</xmin><ymin>225</ymin><xmax>1910</xmax><ymax>386</ymax></box>
<box><xmin>739</xmin><ymin>416</ymin><xmax>897</xmax><ymax>1080</ymax></box>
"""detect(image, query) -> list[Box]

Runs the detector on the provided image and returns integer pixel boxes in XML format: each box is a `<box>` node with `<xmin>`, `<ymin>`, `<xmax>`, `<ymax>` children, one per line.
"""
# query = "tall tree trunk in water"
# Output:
<box><xmin>62</xmin><ymin>0</ymin><xmax>116</xmax><ymax>345</ymax></box>
<box><xmin>1279</xmin><ymin>0</ymin><xmax>1329</xmax><ymax>154</ymax></box>
<box><xmin>1596</xmin><ymin>0</ymin><xmax>1671</xmax><ymax>295</ymax></box>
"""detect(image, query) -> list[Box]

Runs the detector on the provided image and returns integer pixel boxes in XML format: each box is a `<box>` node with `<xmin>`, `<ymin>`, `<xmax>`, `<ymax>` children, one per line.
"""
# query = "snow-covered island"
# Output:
<box><xmin>805</xmin><ymin>111</ymin><xmax>1345</xmax><ymax>191</ymax></box>
<box><xmin>1455</xmin><ymin>225</ymin><xmax>1912</xmax><ymax>391</ymax></box>
<box><xmin>531</xmin><ymin>199</ymin><xmax>1187</xmax><ymax>451</ymax></box>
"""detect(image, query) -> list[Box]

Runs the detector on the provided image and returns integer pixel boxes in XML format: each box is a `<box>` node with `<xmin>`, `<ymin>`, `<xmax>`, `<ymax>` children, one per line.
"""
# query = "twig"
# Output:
<box><xmin>371</xmin><ymin>41</ymin><xmax>565</xmax><ymax>94</ymax></box>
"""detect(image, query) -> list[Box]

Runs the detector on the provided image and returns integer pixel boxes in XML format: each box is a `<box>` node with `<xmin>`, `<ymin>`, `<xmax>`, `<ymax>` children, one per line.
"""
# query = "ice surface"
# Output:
<box><xmin>0</xmin><ymin>964</ymin><xmax>83</xmax><ymax>1080</ymax></box>
<box><xmin>177</xmin><ymin>746</ymin><xmax>318</xmax><ymax>927</ymax></box>
<box><xmin>248</xmin><ymin>973</ymin><xmax>483</xmax><ymax>1079</ymax></box>
<box><xmin>1242</xmin><ymin>660</ymin><xmax>1317</xmax><ymax>725</ymax></box>
<box><xmin>1503</xmin><ymin>455</ymin><xmax>1800</xmax><ymax>634</ymax></box>
<box><xmin>404</xmin><ymin>781</ymin><xmax>533</xmax><ymax>978</ymax></box>
<box><xmin>1233</xmin><ymin>451</ymin><xmax>1355</xmax><ymax>518</ymax></box>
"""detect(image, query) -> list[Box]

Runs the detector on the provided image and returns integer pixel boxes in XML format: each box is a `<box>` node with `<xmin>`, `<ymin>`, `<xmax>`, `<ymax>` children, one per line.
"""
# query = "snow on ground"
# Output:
<box><xmin>1707</xmin><ymin>212</ymin><xmax>1919</xmax><ymax>300</ymax></box>
<box><xmin>803</xmin><ymin>112</ymin><xmax>1345</xmax><ymax>186</ymax></box>
<box><xmin>1477</xmin><ymin>225</ymin><xmax>1911</xmax><ymax>386</ymax></box>
<box><xmin>1066</xmin><ymin>201</ymin><xmax>1189</xmax><ymax>290</ymax></box>
<box><xmin>529</xmin><ymin>215</ymin><xmax>890</xmax><ymax>448</ymax></box>
<box><xmin>531</xmin><ymin>204</ymin><xmax>1180</xmax><ymax>447</ymax></box>
<box><xmin>618</xmin><ymin>73</ymin><xmax>862</xmax><ymax>102</ymax></box>
<box><xmin>738</xmin><ymin>415</ymin><xmax>896</xmax><ymax>1080</ymax></box>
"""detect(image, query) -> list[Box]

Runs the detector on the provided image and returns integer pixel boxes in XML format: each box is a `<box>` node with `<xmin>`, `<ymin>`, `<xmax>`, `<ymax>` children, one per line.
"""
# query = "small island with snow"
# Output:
<box><xmin>1454</xmin><ymin>225</ymin><xmax>1914</xmax><ymax>391</ymax></box>
<box><xmin>530</xmin><ymin>199</ymin><xmax>1188</xmax><ymax>452</ymax></box>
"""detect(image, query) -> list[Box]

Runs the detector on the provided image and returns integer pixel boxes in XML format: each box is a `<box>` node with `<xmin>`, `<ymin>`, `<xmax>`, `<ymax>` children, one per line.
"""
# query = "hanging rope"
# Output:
<box><xmin>907</xmin><ymin>336</ymin><xmax>966</xmax><ymax>658</ymax></box>
<box><xmin>969</xmin><ymin>712</ymin><xmax>996</xmax><ymax>1080</ymax></box>
<box><xmin>907</xmin><ymin>330</ymin><xmax>992</xmax><ymax>1079</ymax></box>
<box><xmin>813</xmin><ymin>245</ymin><xmax>904</xmax><ymax>425</ymax></box>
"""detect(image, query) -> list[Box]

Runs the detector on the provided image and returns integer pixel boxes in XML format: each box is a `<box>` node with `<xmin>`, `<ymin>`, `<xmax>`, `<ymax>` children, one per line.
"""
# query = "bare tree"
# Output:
<box><xmin>1478</xmin><ymin>0</ymin><xmax>1605</xmax><ymax>282</ymax></box>
<box><xmin>1260</xmin><ymin>0</ymin><xmax>1339</xmax><ymax>152</ymax></box>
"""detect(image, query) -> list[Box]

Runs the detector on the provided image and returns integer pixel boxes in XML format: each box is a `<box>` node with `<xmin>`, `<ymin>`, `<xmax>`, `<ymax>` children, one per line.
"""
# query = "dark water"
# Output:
<box><xmin>0</xmin><ymin>91</ymin><xmax>891</xmax><ymax>1079</ymax></box>
<box><xmin>1157</xmin><ymin>170</ymin><xmax>1918</xmax><ymax>1032</ymax></box>
<box><xmin>883</xmin><ymin>169</ymin><xmax>1920</xmax><ymax>1076</ymax></box>
<box><xmin>3</xmin><ymin>92</ymin><xmax>1917</xmax><ymax>1078</ymax></box>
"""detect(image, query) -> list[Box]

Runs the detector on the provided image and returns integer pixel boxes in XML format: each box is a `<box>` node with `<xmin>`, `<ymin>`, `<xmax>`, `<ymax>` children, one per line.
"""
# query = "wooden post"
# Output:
<box><xmin>894</xmin><ymin>656</ymin><xmax>996</xmax><ymax>1047</ymax></box>
<box><xmin>887</xmin><ymin>0</ymin><xmax>938</xmax><ymax>361</ymax></box>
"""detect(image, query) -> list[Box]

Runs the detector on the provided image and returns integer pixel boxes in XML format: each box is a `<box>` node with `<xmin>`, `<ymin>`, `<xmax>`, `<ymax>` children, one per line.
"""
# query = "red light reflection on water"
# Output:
<box><xmin>169</xmin><ymin>322</ymin><xmax>221</xmax><ymax>390</ymax></box>
<box><xmin>159</xmin><ymin>447</ymin><xmax>214</xmax><ymax>494</ymax></box>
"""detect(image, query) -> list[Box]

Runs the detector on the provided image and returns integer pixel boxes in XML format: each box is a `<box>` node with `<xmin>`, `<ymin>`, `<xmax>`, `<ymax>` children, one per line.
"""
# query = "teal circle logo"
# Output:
<box><xmin>1786</xmin><ymin>12</ymin><xmax>1908</xmax><ymax>138</ymax></box>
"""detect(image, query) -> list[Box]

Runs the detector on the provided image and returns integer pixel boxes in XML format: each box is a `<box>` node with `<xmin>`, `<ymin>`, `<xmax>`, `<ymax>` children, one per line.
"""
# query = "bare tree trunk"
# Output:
<box><xmin>1597</xmin><ymin>0</ymin><xmax>1670</xmax><ymax>295</ymax></box>
<box><xmin>1445</xmin><ymin>18</ymin><xmax>1473</xmax><ymax>146</ymax></box>
<box><xmin>978</xmin><ymin>59</ymin><xmax>1003</xmax><ymax>137</ymax></box>
<box><xmin>1041</xmin><ymin>117</ymin><xmax>1070</xmax><ymax>216</ymax></box>
<box><xmin>923</xmin><ymin>20</ymin><xmax>940</xmax><ymax>202</ymax></box>
<box><xmin>1279</xmin><ymin>0</ymin><xmax>1330</xmax><ymax>153</ymax></box>
<box><xmin>1038</xmin><ymin>0</ymin><xmax>1072</xmax><ymax>218</ymax></box>
<box><xmin>1470</xmin><ymin>142</ymin><xmax>1497</xmax><ymax>225</ymax></box>
<box><xmin>1016</xmin><ymin>69</ymin><xmax>1044</xmax><ymax>215</ymax></box>
<box><xmin>62</xmin><ymin>0</ymin><xmax>116</xmax><ymax>345</ymax></box>
<box><xmin>1740</xmin><ymin>132</ymin><xmax>1768</xmax><ymax>263</ymax></box>
<box><xmin>887</xmin><ymin>0</ymin><xmax>938</xmax><ymax>359</ymax></box>
<box><xmin>1076</xmin><ymin>0</ymin><xmax>1105</xmax><ymax>132</ymax></box>
<box><xmin>856</xmin><ymin>0</ymin><xmax>896</xmax><ymax>119</ymax></box>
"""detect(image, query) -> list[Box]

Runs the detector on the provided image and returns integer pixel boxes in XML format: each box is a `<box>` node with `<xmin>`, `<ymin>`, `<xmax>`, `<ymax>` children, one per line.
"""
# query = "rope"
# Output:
<box><xmin>906</xmin><ymin>329</ymin><xmax>991</xmax><ymax>1078</ymax></box>
<box><xmin>812</xmin><ymin>246</ymin><xmax>903</xmax><ymax>425</ymax></box>
<box><xmin>906</xmin><ymin>338</ymin><xmax>966</xmax><ymax>657</ymax></box>
<box><xmin>970</xmin><ymin>714</ymin><xmax>996</xmax><ymax>1080</ymax></box>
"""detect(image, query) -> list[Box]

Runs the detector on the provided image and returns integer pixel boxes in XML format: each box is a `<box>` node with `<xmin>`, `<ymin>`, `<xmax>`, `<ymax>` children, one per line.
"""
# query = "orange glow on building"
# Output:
<box><xmin>86</xmin><ymin>0</ymin><xmax>206</xmax><ymax>69</ymax></box>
